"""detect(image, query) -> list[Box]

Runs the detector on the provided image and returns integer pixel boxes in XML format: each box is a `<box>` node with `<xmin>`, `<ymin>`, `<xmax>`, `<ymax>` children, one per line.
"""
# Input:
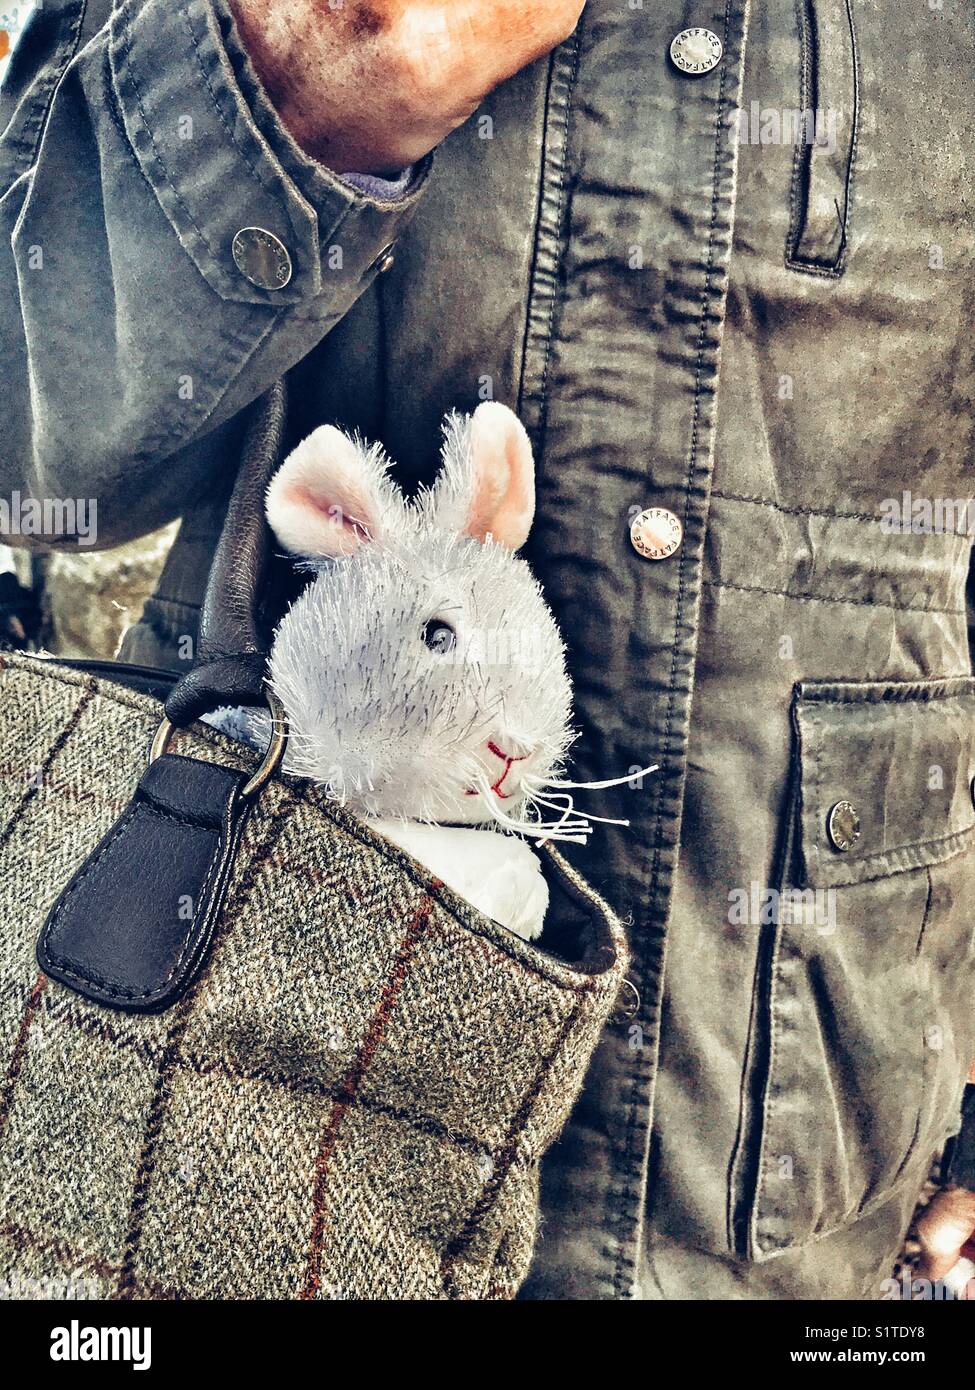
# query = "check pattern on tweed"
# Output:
<box><xmin>0</xmin><ymin>654</ymin><xmax>626</xmax><ymax>1300</ymax></box>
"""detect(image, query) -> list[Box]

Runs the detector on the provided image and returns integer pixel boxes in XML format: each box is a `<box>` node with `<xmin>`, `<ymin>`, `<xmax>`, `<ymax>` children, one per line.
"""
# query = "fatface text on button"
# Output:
<box><xmin>669</xmin><ymin>28</ymin><xmax>723</xmax><ymax>76</ymax></box>
<box><xmin>630</xmin><ymin>507</ymin><xmax>683</xmax><ymax>560</ymax></box>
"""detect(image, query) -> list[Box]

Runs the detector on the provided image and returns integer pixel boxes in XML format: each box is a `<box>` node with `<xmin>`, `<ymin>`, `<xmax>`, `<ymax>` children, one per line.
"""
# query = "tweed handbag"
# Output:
<box><xmin>0</xmin><ymin>387</ymin><xmax>627</xmax><ymax>1301</ymax></box>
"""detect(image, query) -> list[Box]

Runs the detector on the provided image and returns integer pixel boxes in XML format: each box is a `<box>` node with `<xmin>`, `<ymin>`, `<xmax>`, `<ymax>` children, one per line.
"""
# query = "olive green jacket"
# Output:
<box><xmin>2</xmin><ymin>0</ymin><xmax>974</xmax><ymax>1298</ymax></box>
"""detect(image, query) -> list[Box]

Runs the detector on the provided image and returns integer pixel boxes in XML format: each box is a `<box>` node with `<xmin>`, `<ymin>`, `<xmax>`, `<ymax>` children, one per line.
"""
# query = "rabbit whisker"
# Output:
<box><xmin>473</xmin><ymin>774</ymin><xmax>592</xmax><ymax>845</ymax></box>
<box><xmin>523</xmin><ymin>765</ymin><xmax>658</xmax><ymax>792</ymax></box>
<box><xmin>528</xmin><ymin>787</ymin><xmax>631</xmax><ymax>830</ymax></box>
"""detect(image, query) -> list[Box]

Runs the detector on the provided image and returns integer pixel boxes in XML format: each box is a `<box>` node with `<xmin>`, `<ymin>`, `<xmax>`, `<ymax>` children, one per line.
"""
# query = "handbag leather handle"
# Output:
<box><xmin>164</xmin><ymin>379</ymin><xmax>288</xmax><ymax>727</ymax></box>
<box><xmin>38</xmin><ymin>381</ymin><xmax>290</xmax><ymax>1012</ymax></box>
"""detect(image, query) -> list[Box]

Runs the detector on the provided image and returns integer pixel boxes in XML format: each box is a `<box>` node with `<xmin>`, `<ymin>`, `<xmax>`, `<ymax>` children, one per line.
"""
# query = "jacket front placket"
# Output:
<box><xmin>518</xmin><ymin>0</ymin><xmax>753</xmax><ymax>1297</ymax></box>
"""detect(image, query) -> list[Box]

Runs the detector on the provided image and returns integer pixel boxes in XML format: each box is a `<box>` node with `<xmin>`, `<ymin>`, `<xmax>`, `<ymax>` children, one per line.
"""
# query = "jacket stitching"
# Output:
<box><xmin>526</xmin><ymin>32</ymin><xmax>582</xmax><ymax>444</ymax></box>
<box><xmin>710</xmin><ymin>488</ymin><xmax>974</xmax><ymax>537</ymax></box>
<box><xmin>180</xmin><ymin>0</ymin><xmax>299</xmax><ymax>240</ymax></box>
<box><xmin>616</xmin><ymin>0</ymin><xmax>739</xmax><ymax>1297</ymax></box>
<box><xmin>112</xmin><ymin>3</ymin><xmax>222</xmax><ymax>266</ymax></box>
<box><xmin>800</xmin><ymin>678</ymin><xmax>975</xmax><ymax>704</ymax></box>
<box><xmin>756</xmin><ymin>1162</ymin><xmax>944</xmax><ymax>1256</ymax></box>
<box><xmin>784</xmin><ymin>0</ymin><xmax>860</xmax><ymax>278</ymax></box>
<box><xmin>784</xmin><ymin>0</ymin><xmax>811</xmax><ymax>270</ymax></box>
<box><xmin>806</xmin><ymin>823</ymin><xmax>975</xmax><ymax>891</ymax></box>
<box><xmin>0</xmin><ymin>0</ymin><xmax>88</xmax><ymax>180</ymax></box>
<box><xmin>704</xmin><ymin>577</ymin><xmax>965</xmax><ymax>615</ymax></box>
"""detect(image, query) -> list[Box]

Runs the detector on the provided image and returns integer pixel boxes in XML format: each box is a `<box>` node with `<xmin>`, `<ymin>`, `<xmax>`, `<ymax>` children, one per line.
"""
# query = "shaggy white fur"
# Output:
<box><xmin>241</xmin><ymin>403</ymin><xmax>583</xmax><ymax>939</ymax></box>
<box><xmin>370</xmin><ymin>819</ymin><xmax>550</xmax><ymax>942</ymax></box>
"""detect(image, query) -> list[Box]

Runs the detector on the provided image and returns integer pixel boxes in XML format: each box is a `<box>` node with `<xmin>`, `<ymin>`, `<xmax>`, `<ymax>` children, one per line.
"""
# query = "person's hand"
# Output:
<box><xmin>228</xmin><ymin>0</ymin><xmax>586</xmax><ymax>173</ymax></box>
<box><xmin>915</xmin><ymin>1185</ymin><xmax>975</xmax><ymax>1295</ymax></box>
<box><xmin>915</xmin><ymin>1059</ymin><xmax>975</xmax><ymax>1295</ymax></box>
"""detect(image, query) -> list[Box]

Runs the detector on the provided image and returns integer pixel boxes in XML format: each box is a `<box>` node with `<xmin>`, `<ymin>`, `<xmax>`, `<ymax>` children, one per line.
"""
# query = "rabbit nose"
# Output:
<box><xmin>482</xmin><ymin>738</ymin><xmax>534</xmax><ymax>801</ymax></box>
<box><xmin>487</xmin><ymin>735</ymin><xmax>533</xmax><ymax>763</ymax></box>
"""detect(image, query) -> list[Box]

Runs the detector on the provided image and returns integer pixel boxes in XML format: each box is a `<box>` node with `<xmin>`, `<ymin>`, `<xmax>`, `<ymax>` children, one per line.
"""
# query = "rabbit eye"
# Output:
<box><xmin>421</xmin><ymin>619</ymin><xmax>456</xmax><ymax>655</ymax></box>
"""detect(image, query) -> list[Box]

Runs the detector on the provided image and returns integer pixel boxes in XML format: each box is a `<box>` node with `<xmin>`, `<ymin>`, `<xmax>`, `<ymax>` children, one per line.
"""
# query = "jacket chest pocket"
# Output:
<box><xmin>736</xmin><ymin>677</ymin><xmax>975</xmax><ymax>1260</ymax></box>
<box><xmin>785</xmin><ymin>0</ymin><xmax>860</xmax><ymax>276</ymax></box>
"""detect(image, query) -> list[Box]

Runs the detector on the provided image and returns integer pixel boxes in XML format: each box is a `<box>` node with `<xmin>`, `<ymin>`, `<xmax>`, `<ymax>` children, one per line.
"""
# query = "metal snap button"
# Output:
<box><xmin>669</xmin><ymin>28</ymin><xmax>723</xmax><ymax>75</ymax></box>
<box><xmin>827</xmin><ymin>800</ymin><xmax>861</xmax><ymax>853</ymax></box>
<box><xmin>612</xmin><ymin>978</ymin><xmax>641</xmax><ymax>1023</ymax></box>
<box><xmin>630</xmin><ymin>507</ymin><xmax>683</xmax><ymax>560</ymax></box>
<box><xmin>232</xmin><ymin>227</ymin><xmax>293</xmax><ymax>290</ymax></box>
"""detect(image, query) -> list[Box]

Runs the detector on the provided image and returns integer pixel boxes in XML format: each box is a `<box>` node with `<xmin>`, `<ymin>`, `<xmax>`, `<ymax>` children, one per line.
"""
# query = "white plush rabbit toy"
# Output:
<box><xmin>234</xmin><ymin>402</ymin><xmax>634</xmax><ymax>941</ymax></box>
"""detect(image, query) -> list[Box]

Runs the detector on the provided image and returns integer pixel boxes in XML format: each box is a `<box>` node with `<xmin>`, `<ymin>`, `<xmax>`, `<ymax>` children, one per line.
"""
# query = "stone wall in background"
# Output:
<box><xmin>9</xmin><ymin>523</ymin><xmax>178</xmax><ymax>659</ymax></box>
<box><xmin>43</xmin><ymin>523</ymin><xmax>180</xmax><ymax>659</ymax></box>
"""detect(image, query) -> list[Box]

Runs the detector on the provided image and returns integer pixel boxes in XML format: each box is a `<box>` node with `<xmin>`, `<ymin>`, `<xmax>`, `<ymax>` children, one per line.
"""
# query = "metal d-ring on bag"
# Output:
<box><xmin>0</xmin><ymin>383</ymin><xmax>627</xmax><ymax>1301</ymax></box>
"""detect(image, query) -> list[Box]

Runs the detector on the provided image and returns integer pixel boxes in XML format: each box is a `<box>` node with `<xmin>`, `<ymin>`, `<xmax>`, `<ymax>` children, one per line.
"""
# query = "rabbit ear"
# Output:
<box><xmin>266</xmin><ymin>425</ymin><xmax>403</xmax><ymax>558</ymax></box>
<box><xmin>427</xmin><ymin>402</ymin><xmax>536</xmax><ymax>551</ymax></box>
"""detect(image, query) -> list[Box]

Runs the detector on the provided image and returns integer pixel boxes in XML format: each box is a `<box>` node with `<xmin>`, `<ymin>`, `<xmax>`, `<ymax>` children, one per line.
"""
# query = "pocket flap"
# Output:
<box><xmin>794</xmin><ymin>677</ymin><xmax>975</xmax><ymax>889</ymax></box>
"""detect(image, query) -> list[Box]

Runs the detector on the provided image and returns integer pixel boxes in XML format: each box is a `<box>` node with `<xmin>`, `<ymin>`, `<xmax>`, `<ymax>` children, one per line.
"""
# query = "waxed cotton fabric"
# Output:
<box><xmin>5</xmin><ymin>0</ymin><xmax>975</xmax><ymax>1300</ymax></box>
<box><xmin>0</xmin><ymin>654</ymin><xmax>626</xmax><ymax>1300</ymax></box>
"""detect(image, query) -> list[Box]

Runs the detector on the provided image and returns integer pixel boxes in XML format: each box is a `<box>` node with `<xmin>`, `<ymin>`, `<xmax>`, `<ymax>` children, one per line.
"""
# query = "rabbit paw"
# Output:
<box><xmin>478</xmin><ymin>842</ymin><xmax>549</xmax><ymax>942</ymax></box>
<box><xmin>371</xmin><ymin>821</ymin><xmax>549</xmax><ymax>940</ymax></box>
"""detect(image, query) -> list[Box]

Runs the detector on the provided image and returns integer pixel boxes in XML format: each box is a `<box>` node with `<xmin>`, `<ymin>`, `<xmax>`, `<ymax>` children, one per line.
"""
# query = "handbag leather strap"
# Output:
<box><xmin>37</xmin><ymin>381</ymin><xmax>290</xmax><ymax>1012</ymax></box>
<box><xmin>164</xmin><ymin>378</ymin><xmax>288</xmax><ymax>726</ymax></box>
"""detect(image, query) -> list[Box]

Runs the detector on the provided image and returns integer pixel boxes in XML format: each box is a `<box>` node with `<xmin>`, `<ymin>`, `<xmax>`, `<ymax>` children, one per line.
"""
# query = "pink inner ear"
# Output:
<box><xmin>266</xmin><ymin>424</ymin><xmax>385</xmax><ymax>558</ymax></box>
<box><xmin>282</xmin><ymin>481</ymin><xmax>373</xmax><ymax>557</ymax></box>
<box><xmin>292</xmin><ymin>484</ymin><xmax>372</xmax><ymax>540</ymax></box>
<box><xmin>465</xmin><ymin>405</ymin><xmax>535</xmax><ymax>550</ymax></box>
<box><xmin>466</xmin><ymin>460</ymin><xmax>509</xmax><ymax>541</ymax></box>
